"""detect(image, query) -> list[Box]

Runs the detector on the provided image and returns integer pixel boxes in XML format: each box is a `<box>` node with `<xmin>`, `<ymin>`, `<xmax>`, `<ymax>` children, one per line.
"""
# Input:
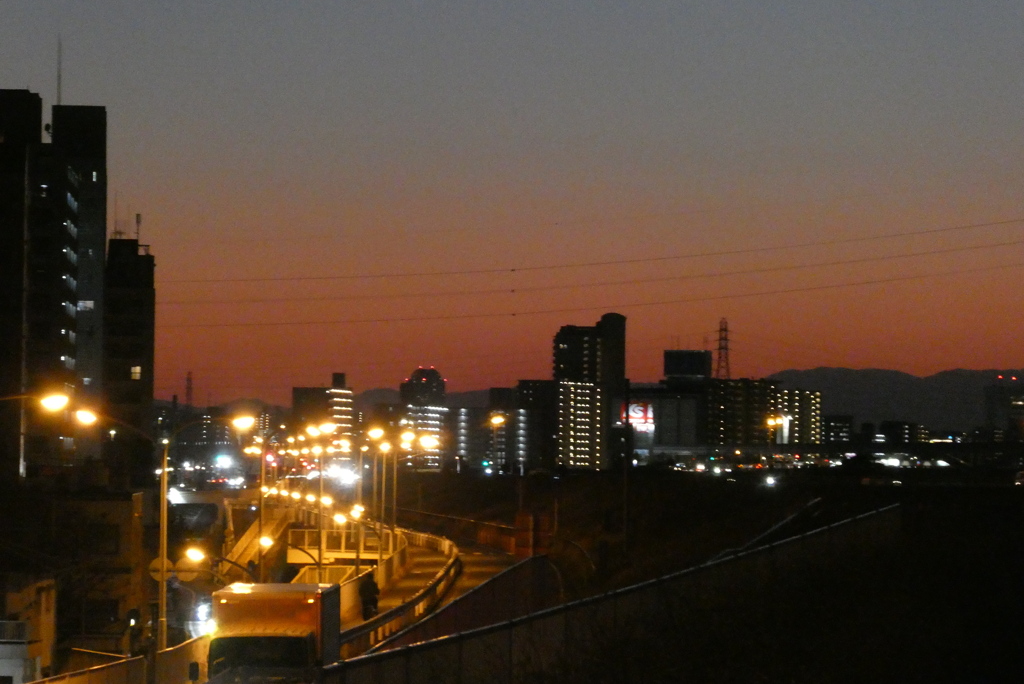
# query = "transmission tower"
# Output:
<box><xmin>714</xmin><ymin>318</ymin><xmax>731</xmax><ymax>380</ymax></box>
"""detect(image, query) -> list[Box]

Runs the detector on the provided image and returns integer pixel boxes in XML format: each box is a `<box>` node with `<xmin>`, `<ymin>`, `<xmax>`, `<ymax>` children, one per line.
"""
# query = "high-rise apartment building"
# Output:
<box><xmin>708</xmin><ymin>378</ymin><xmax>775</xmax><ymax>446</ymax></box>
<box><xmin>400</xmin><ymin>367</ymin><xmax>446</xmax><ymax>406</ymax></box>
<box><xmin>552</xmin><ymin>312</ymin><xmax>626</xmax><ymax>470</ymax></box>
<box><xmin>0</xmin><ymin>89</ymin><xmax>107</xmax><ymax>481</ymax></box>
<box><xmin>772</xmin><ymin>388</ymin><xmax>822</xmax><ymax>445</ymax></box>
<box><xmin>400</xmin><ymin>367</ymin><xmax>446</xmax><ymax>470</ymax></box>
<box><xmin>556</xmin><ymin>381</ymin><xmax>604</xmax><ymax>469</ymax></box>
<box><xmin>328</xmin><ymin>373</ymin><xmax>354</xmax><ymax>438</ymax></box>
<box><xmin>52</xmin><ymin>105</ymin><xmax>107</xmax><ymax>407</ymax></box>
<box><xmin>103</xmin><ymin>238</ymin><xmax>155</xmax><ymax>486</ymax></box>
<box><xmin>517</xmin><ymin>380</ymin><xmax>559</xmax><ymax>473</ymax></box>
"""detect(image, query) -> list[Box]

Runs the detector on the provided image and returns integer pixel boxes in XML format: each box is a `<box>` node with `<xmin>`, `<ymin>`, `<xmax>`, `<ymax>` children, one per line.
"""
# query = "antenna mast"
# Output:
<box><xmin>112</xmin><ymin>192</ymin><xmax>124</xmax><ymax>238</ymax></box>
<box><xmin>714</xmin><ymin>318</ymin><xmax>731</xmax><ymax>380</ymax></box>
<box><xmin>56</xmin><ymin>35</ymin><xmax>62</xmax><ymax>105</ymax></box>
<box><xmin>135</xmin><ymin>213</ymin><xmax>141</xmax><ymax>240</ymax></box>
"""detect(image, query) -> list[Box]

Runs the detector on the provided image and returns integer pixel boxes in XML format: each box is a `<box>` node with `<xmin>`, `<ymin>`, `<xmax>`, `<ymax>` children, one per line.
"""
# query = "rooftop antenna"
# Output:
<box><xmin>56</xmin><ymin>35</ymin><xmax>62</xmax><ymax>106</ymax></box>
<box><xmin>112</xmin><ymin>192</ymin><xmax>124</xmax><ymax>238</ymax></box>
<box><xmin>135</xmin><ymin>213</ymin><xmax>141</xmax><ymax>240</ymax></box>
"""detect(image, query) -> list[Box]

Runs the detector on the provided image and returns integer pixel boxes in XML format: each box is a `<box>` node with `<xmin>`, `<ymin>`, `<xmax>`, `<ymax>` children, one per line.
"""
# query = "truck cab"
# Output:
<box><xmin>200</xmin><ymin>583</ymin><xmax>341</xmax><ymax>683</ymax></box>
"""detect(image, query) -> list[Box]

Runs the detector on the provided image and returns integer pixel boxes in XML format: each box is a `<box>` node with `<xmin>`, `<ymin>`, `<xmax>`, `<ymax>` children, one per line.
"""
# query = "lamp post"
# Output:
<box><xmin>154</xmin><ymin>413</ymin><xmax>253</xmax><ymax>650</ymax></box>
<box><xmin>367</xmin><ymin>439</ymin><xmax>391</xmax><ymax>566</ymax></box>
<box><xmin>0</xmin><ymin>393</ymin><xmax>71</xmax><ymax>481</ymax></box>
<box><xmin>182</xmin><ymin>547</ymin><xmax>260</xmax><ymax>583</ymax></box>
<box><xmin>304</xmin><ymin>422</ymin><xmax>336</xmax><ymax>583</ymax></box>
<box><xmin>489</xmin><ymin>414</ymin><xmax>506</xmax><ymax>472</ymax></box>
<box><xmin>395</xmin><ymin>433</ymin><xmax>438</xmax><ymax>531</ymax></box>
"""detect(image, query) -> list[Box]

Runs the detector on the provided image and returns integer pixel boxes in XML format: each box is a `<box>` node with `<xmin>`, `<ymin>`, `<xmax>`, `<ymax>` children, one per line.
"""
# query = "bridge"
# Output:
<box><xmin>26</xmin><ymin>486</ymin><xmax>520</xmax><ymax>684</ymax></box>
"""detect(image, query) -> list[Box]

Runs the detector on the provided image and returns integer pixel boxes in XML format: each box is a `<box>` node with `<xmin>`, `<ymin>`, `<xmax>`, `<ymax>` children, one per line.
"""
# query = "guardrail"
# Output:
<box><xmin>293</xmin><ymin>564</ymin><xmax>357</xmax><ymax>585</ymax></box>
<box><xmin>153</xmin><ymin>634</ymin><xmax>210</xmax><ymax>684</ymax></box>
<box><xmin>324</xmin><ymin>504</ymin><xmax>901</xmax><ymax>684</ymax></box>
<box><xmin>30</xmin><ymin>656</ymin><xmax>146</xmax><ymax>684</ymax></box>
<box><xmin>331</xmin><ymin>531</ymin><xmax>461</xmax><ymax>661</ymax></box>
<box><xmin>400</xmin><ymin>509</ymin><xmax>517</xmax><ymax>554</ymax></box>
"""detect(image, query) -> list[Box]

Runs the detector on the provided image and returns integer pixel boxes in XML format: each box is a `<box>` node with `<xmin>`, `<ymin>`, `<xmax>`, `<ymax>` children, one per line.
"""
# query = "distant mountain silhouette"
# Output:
<box><xmin>353</xmin><ymin>388</ymin><xmax>400</xmax><ymax>411</ymax></box>
<box><xmin>768</xmin><ymin>368</ymin><xmax>1022</xmax><ymax>432</ymax></box>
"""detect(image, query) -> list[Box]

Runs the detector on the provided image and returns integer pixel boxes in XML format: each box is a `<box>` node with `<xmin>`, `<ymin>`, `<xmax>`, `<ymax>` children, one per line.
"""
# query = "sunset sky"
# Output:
<box><xmin>4</xmin><ymin>2</ymin><xmax>1023</xmax><ymax>405</ymax></box>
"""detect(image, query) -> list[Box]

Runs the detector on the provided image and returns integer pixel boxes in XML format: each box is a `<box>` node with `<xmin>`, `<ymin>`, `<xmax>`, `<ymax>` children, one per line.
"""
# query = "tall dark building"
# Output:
<box><xmin>551</xmin><ymin>312</ymin><xmax>627</xmax><ymax>470</ymax></box>
<box><xmin>664</xmin><ymin>350</ymin><xmax>713</xmax><ymax>380</ymax></box>
<box><xmin>400</xmin><ymin>367</ymin><xmax>447</xmax><ymax>470</ymax></box>
<box><xmin>103</xmin><ymin>238</ymin><xmax>155</xmax><ymax>486</ymax></box>
<box><xmin>985</xmin><ymin>375</ymin><xmax>1024</xmax><ymax>441</ymax></box>
<box><xmin>52</xmin><ymin>105</ymin><xmax>107</xmax><ymax>444</ymax></box>
<box><xmin>708</xmin><ymin>378</ymin><xmax>775</xmax><ymax>446</ymax></box>
<box><xmin>328</xmin><ymin>373</ymin><xmax>354</xmax><ymax>438</ymax></box>
<box><xmin>292</xmin><ymin>387</ymin><xmax>332</xmax><ymax>428</ymax></box>
<box><xmin>293</xmin><ymin>373</ymin><xmax>355</xmax><ymax>437</ymax></box>
<box><xmin>0</xmin><ymin>89</ymin><xmax>105</xmax><ymax>482</ymax></box>
<box><xmin>400</xmin><ymin>367</ymin><xmax>446</xmax><ymax>406</ymax></box>
<box><xmin>517</xmin><ymin>380</ymin><xmax>559</xmax><ymax>472</ymax></box>
<box><xmin>553</xmin><ymin>312</ymin><xmax>626</xmax><ymax>391</ymax></box>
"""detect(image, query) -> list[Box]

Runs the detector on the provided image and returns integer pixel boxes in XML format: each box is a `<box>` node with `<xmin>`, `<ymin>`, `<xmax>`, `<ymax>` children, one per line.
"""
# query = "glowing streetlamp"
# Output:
<box><xmin>39</xmin><ymin>393</ymin><xmax>71</xmax><ymax>412</ymax></box>
<box><xmin>154</xmin><ymin>413</ymin><xmax>254</xmax><ymax>649</ymax></box>
<box><xmin>0</xmin><ymin>392</ymin><xmax>71</xmax><ymax>480</ymax></box>
<box><xmin>182</xmin><ymin>547</ymin><xmax>258</xmax><ymax>582</ymax></box>
<box><xmin>489</xmin><ymin>414</ymin><xmax>506</xmax><ymax>472</ymax></box>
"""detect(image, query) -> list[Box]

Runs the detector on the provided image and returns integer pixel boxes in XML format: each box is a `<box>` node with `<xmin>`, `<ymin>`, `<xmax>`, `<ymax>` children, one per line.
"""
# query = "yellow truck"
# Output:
<box><xmin>201</xmin><ymin>583</ymin><xmax>341</xmax><ymax>683</ymax></box>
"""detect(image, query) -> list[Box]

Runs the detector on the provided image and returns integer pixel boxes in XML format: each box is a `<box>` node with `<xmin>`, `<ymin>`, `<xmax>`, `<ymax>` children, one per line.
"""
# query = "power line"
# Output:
<box><xmin>157</xmin><ymin>236</ymin><xmax>1024</xmax><ymax>306</ymax></box>
<box><xmin>161</xmin><ymin>260</ymin><xmax>1024</xmax><ymax>329</ymax></box>
<box><xmin>158</xmin><ymin>217</ymin><xmax>1024</xmax><ymax>285</ymax></box>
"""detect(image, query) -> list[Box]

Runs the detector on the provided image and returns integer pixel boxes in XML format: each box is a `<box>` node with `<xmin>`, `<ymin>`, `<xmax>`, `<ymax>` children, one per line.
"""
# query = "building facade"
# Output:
<box><xmin>552</xmin><ymin>313</ymin><xmax>626</xmax><ymax>470</ymax></box>
<box><xmin>0</xmin><ymin>89</ymin><xmax>108</xmax><ymax>481</ymax></box>
<box><xmin>102</xmin><ymin>238</ymin><xmax>155</xmax><ymax>487</ymax></box>
<box><xmin>772</xmin><ymin>388</ymin><xmax>822</xmax><ymax>445</ymax></box>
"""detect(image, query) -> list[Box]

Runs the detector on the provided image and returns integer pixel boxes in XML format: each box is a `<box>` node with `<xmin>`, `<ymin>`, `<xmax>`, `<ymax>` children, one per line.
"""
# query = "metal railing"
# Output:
<box><xmin>330</xmin><ymin>531</ymin><xmax>461</xmax><ymax>661</ymax></box>
<box><xmin>29</xmin><ymin>656</ymin><xmax>146</xmax><ymax>684</ymax></box>
<box><xmin>324</xmin><ymin>504</ymin><xmax>901</xmax><ymax>684</ymax></box>
<box><xmin>293</xmin><ymin>563</ymin><xmax>357</xmax><ymax>585</ymax></box>
<box><xmin>400</xmin><ymin>509</ymin><xmax>517</xmax><ymax>554</ymax></box>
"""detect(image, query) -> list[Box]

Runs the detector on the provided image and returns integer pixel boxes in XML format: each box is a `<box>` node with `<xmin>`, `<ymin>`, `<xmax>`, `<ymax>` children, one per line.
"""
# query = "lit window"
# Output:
<box><xmin>131</xmin><ymin>366</ymin><xmax>142</xmax><ymax>380</ymax></box>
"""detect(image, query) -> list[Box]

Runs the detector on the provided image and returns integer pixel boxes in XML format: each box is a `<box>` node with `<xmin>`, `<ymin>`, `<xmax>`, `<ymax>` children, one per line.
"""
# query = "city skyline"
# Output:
<box><xmin>4</xmin><ymin>3</ymin><xmax>1022</xmax><ymax>405</ymax></box>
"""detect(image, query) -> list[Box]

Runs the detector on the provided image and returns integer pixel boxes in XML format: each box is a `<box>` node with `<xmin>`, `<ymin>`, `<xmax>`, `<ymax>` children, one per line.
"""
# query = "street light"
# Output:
<box><xmin>489</xmin><ymin>414</ymin><xmax>506</xmax><ymax>472</ymax></box>
<box><xmin>154</xmin><ymin>413</ymin><xmax>254</xmax><ymax>649</ymax></box>
<box><xmin>0</xmin><ymin>392</ymin><xmax>71</xmax><ymax>480</ymax></box>
<box><xmin>182</xmin><ymin>547</ymin><xmax>259</xmax><ymax>583</ymax></box>
<box><xmin>38</xmin><ymin>393</ymin><xmax>71</xmax><ymax>412</ymax></box>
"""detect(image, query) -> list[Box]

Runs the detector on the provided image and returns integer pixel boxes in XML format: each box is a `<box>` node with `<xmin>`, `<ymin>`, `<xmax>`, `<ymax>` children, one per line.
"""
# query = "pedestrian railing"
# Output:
<box><xmin>323</xmin><ymin>504</ymin><xmax>901</xmax><ymax>684</ymax></box>
<box><xmin>332</xmin><ymin>530</ymin><xmax>461</xmax><ymax>661</ymax></box>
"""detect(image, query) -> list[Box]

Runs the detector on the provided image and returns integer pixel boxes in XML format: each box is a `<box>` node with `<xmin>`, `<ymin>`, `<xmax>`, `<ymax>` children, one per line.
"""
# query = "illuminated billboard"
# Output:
<box><xmin>622</xmin><ymin>402</ymin><xmax>654</xmax><ymax>426</ymax></box>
